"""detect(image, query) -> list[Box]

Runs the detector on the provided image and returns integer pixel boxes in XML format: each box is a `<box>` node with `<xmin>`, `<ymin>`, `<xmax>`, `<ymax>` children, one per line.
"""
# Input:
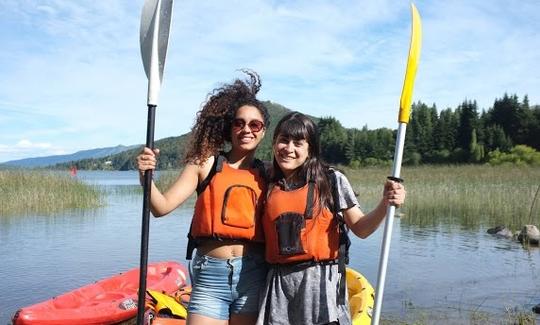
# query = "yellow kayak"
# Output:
<box><xmin>347</xmin><ymin>267</ymin><xmax>375</xmax><ymax>325</ymax></box>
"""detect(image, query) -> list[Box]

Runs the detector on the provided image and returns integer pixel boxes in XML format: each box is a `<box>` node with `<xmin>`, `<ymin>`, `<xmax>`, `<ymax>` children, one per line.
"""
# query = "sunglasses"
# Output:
<box><xmin>232</xmin><ymin>118</ymin><xmax>265</xmax><ymax>133</ymax></box>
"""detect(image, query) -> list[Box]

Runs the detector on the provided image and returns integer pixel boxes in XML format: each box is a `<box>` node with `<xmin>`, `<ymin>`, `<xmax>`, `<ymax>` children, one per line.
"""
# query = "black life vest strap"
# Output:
<box><xmin>196</xmin><ymin>154</ymin><xmax>225</xmax><ymax>195</ymax></box>
<box><xmin>268</xmin><ymin>258</ymin><xmax>339</xmax><ymax>270</ymax></box>
<box><xmin>185</xmin><ymin>234</ymin><xmax>197</xmax><ymax>260</ymax></box>
<box><xmin>328</xmin><ymin>169</ymin><xmax>350</xmax><ymax>305</ymax></box>
<box><xmin>303</xmin><ymin>181</ymin><xmax>315</xmax><ymax>219</ymax></box>
<box><xmin>252</xmin><ymin>158</ymin><xmax>269</xmax><ymax>183</ymax></box>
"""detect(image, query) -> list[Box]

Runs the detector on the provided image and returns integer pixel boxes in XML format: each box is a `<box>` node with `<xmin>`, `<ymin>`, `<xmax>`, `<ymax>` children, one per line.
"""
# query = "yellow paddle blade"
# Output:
<box><xmin>398</xmin><ymin>3</ymin><xmax>422</xmax><ymax>124</ymax></box>
<box><xmin>147</xmin><ymin>289</ymin><xmax>188</xmax><ymax>319</ymax></box>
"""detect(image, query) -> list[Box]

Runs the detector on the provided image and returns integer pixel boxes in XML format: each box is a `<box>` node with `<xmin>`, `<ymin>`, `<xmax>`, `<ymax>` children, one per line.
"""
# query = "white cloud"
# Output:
<box><xmin>15</xmin><ymin>139</ymin><xmax>51</xmax><ymax>149</ymax></box>
<box><xmin>0</xmin><ymin>139</ymin><xmax>67</xmax><ymax>162</ymax></box>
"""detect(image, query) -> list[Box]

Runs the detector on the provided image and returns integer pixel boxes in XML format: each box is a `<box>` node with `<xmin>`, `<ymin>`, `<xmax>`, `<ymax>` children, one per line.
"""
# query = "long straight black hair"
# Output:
<box><xmin>271</xmin><ymin>111</ymin><xmax>333</xmax><ymax>211</ymax></box>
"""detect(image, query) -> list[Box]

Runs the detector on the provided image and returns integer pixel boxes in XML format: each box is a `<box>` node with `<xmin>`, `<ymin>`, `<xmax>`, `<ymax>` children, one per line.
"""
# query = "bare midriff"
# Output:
<box><xmin>196</xmin><ymin>240</ymin><xmax>262</xmax><ymax>259</ymax></box>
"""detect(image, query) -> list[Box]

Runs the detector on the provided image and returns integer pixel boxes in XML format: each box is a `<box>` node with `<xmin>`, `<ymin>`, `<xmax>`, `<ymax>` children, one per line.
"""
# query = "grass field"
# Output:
<box><xmin>4</xmin><ymin>165</ymin><xmax>538</xmax><ymax>229</ymax></box>
<box><xmin>0</xmin><ymin>170</ymin><xmax>103</xmax><ymax>215</ymax></box>
<box><xmin>154</xmin><ymin>164</ymin><xmax>540</xmax><ymax>228</ymax></box>
<box><xmin>342</xmin><ymin>164</ymin><xmax>540</xmax><ymax>229</ymax></box>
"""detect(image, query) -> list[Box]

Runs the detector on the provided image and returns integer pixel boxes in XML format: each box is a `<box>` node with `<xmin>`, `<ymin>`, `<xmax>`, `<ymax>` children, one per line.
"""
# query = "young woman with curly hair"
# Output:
<box><xmin>136</xmin><ymin>70</ymin><xmax>270</xmax><ymax>325</ymax></box>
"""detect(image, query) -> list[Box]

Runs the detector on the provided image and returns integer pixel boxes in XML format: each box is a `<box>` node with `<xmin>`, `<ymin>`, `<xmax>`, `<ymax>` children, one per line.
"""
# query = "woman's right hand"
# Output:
<box><xmin>136</xmin><ymin>147</ymin><xmax>159</xmax><ymax>173</ymax></box>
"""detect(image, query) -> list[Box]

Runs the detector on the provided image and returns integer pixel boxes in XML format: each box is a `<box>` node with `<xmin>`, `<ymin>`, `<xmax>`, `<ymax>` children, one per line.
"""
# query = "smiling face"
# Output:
<box><xmin>230</xmin><ymin>105</ymin><xmax>266</xmax><ymax>154</ymax></box>
<box><xmin>271</xmin><ymin>112</ymin><xmax>321</xmax><ymax>181</ymax></box>
<box><xmin>273</xmin><ymin>134</ymin><xmax>310</xmax><ymax>179</ymax></box>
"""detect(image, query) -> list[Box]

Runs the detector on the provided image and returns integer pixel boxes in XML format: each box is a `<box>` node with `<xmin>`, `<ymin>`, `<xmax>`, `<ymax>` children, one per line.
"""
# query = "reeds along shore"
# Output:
<box><xmin>155</xmin><ymin>165</ymin><xmax>540</xmax><ymax>228</ymax></box>
<box><xmin>342</xmin><ymin>164</ymin><xmax>540</xmax><ymax>228</ymax></box>
<box><xmin>2</xmin><ymin>165</ymin><xmax>539</xmax><ymax>227</ymax></box>
<box><xmin>0</xmin><ymin>170</ymin><xmax>103</xmax><ymax>216</ymax></box>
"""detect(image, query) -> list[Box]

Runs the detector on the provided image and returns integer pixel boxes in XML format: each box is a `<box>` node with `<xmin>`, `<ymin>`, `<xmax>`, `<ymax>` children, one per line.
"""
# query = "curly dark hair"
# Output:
<box><xmin>184</xmin><ymin>70</ymin><xmax>270</xmax><ymax>164</ymax></box>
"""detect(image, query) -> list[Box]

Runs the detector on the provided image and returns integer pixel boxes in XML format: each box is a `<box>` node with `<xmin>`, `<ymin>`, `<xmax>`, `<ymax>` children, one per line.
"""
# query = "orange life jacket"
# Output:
<box><xmin>264</xmin><ymin>170</ymin><xmax>352</xmax><ymax>305</ymax></box>
<box><xmin>187</xmin><ymin>154</ymin><xmax>266</xmax><ymax>258</ymax></box>
<box><xmin>263</xmin><ymin>181</ymin><xmax>340</xmax><ymax>264</ymax></box>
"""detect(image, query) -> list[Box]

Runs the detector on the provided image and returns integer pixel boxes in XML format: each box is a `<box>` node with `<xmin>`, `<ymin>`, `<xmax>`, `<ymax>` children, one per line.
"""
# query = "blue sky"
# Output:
<box><xmin>1</xmin><ymin>0</ymin><xmax>539</xmax><ymax>163</ymax></box>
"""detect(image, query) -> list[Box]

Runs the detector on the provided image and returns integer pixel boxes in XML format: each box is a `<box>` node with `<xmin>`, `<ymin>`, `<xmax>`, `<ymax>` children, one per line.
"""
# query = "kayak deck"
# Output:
<box><xmin>13</xmin><ymin>261</ymin><xmax>188</xmax><ymax>325</ymax></box>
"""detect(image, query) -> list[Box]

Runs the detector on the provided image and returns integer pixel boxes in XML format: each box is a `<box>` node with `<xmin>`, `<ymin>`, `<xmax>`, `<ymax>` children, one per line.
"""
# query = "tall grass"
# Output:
<box><xmin>123</xmin><ymin>165</ymin><xmax>540</xmax><ymax>228</ymax></box>
<box><xmin>154</xmin><ymin>170</ymin><xmax>197</xmax><ymax>210</ymax></box>
<box><xmin>154</xmin><ymin>170</ymin><xmax>181</xmax><ymax>192</ymax></box>
<box><xmin>342</xmin><ymin>165</ymin><xmax>540</xmax><ymax>229</ymax></box>
<box><xmin>0</xmin><ymin>170</ymin><xmax>103</xmax><ymax>216</ymax></box>
<box><xmin>380</xmin><ymin>303</ymin><xmax>537</xmax><ymax>325</ymax></box>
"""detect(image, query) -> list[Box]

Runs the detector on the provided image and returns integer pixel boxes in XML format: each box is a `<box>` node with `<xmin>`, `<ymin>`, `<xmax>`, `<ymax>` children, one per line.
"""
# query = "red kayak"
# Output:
<box><xmin>12</xmin><ymin>261</ymin><xmax>189</xmax><ymax>325</ymax></box>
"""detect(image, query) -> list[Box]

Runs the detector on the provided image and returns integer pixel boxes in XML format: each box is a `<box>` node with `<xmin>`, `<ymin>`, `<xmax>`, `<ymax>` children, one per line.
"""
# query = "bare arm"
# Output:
<box><xmin>136</xmin><ymin>147</ymin><xmax>206</xmax><ymax>217</ymax></box>
<box><xmin>343</xmin><ymin>180</ymin><xmax>406</xmax><ymax>239</ymax></box>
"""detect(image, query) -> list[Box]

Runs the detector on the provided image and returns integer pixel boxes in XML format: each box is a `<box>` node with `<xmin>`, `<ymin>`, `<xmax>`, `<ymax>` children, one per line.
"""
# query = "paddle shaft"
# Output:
<box><xmin>136</xmin><ymin>104</ymin><xmax>156</xmax><ymax>325</ymax></box>
<box><xmin>371</xmin><ymin>122</ymin><xmax>407</xmax><ymax>325</ymax></box>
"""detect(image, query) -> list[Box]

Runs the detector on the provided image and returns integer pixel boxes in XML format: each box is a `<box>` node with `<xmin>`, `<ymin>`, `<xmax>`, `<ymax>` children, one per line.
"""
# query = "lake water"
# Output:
<box><xmin>1</xmin><ymin>171</ymin><xmax>539</xmax><ymax>324</ymax></box>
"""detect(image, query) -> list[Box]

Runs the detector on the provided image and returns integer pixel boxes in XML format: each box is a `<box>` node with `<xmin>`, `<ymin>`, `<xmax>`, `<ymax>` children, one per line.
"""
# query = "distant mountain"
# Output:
<box><xmin>1</xmin><ymin>145</ymin><xmax>137</xmax><ymax>168</ymax></box>
<box><xmin>54</xmin><ymin>135</ymin><xmax>189</xmax><ymax>171</ymax></box>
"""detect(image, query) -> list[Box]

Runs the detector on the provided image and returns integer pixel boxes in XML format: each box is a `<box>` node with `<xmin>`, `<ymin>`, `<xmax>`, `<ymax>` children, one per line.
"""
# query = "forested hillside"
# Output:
<box><xmin>329</xmin><ymin>93</ymin><xmax>540</xmax><ymax>166</ymax></box>
<box><xmin>56</xmin><ymin>93</ymin><xmax>540</xmax><ymax>170</ymax></box>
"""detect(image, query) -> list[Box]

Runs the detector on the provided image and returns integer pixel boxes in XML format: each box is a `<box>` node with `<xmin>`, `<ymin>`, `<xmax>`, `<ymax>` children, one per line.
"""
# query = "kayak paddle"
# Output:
<box><xmin>371</xmin><ymin>4</ymin><xmax>422</xmax><ymax>325</ymax></box>
<box><xmin>137</xmin><ymin>0</ymin><xmax>174</xmax><ymax>324</ymax></box>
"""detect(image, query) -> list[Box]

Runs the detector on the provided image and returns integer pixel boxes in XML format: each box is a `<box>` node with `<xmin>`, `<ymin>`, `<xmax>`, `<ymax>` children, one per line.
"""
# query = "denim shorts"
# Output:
<box><xmin>188</xmin><ymin>252</ymin><xmax>268</xmax><ymax>320</ymax></box>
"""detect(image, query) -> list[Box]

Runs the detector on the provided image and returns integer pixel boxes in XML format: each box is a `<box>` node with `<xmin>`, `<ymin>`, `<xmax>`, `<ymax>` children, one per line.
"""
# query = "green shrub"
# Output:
<box><xmin>488</xmin><ymin>145</ymin><xmax>540</xmax><ymax>166</ymax></box>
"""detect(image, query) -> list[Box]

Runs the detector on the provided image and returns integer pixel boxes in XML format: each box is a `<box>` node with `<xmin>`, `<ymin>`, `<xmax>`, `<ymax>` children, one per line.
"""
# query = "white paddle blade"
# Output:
<box><xmin>140</xmin><ymin>0</ymin><xmax>173</xmax><ymax>105</ymax></box>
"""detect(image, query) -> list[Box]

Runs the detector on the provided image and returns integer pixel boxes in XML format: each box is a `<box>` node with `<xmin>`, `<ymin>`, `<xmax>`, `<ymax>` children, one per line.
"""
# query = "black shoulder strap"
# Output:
<box><xmin>196</xmin><ymin>154</ymin><xmax>225</xmax><ymax>195</ymax></box>
<box><xmin>252</xmin><ymin>158</ymin><xmax>269</xmax><ymax>183</ymax></box>
<box><xmin>327</xmin><ymin>169</ymin><xmax>340</xmax><ymax>215</ymax></box>
<box><xmin>303</xmin><ymin>181</ymin><xmax>315</xmax><ymax>219</ymax></box>
<box><xmin>185</xmin><ymin>233</ymin><xmax>197</xmax><ymax>260</ymax></box>
<box><xmin>328</xmin><ymin>169</ymin><xmax>351</xmax><ymax>305</ymax></box>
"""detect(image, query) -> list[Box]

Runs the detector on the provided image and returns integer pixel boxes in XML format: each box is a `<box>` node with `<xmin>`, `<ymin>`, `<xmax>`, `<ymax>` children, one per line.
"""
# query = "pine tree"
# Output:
<box><xmin>435</xmin><ymin>108</ymin><xmax>457</xmax><ymax>152</ymax></box>
<box><xmin>457</xmin><ymin>100</ymin><xmax>479</xmax><ymax>154</ymax></box>
<box><xmin>318</xmin><ymin>117</ymin><xmax>348</xmax><ymax>164</ymax></box>
<box><xmin>469</xmin><ymin>129</ymin><xmax>485</xmax><ymax>162</ymax></box>
<box><xmin>345</xmin><ymin>129</ymin><xmax>357</xmax><ymax>164</ymax></box>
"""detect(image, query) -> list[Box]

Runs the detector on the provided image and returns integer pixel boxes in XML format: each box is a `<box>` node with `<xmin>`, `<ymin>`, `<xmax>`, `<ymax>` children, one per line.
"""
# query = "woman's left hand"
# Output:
<box><xmin>384</xmin><ymin>180</ymin><xmax>406</xmax><ymax>207</ymax></box>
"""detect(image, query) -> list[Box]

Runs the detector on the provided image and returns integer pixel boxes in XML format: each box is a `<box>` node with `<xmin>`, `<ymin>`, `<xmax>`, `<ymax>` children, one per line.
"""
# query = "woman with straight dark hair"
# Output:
<box><xmin>257</xmin><ymin>111</ymin><xmax>406</xmax><ymax>325</ymax></box>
